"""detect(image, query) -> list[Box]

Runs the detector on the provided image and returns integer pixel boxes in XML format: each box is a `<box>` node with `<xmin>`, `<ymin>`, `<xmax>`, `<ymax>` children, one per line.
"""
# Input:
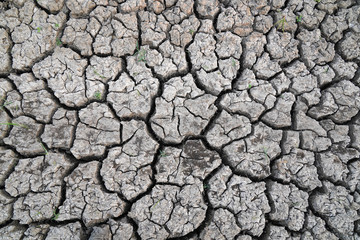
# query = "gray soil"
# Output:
<box><xmin>0</xmin><ymin>0</ymin><xmax>360</xmax><ymax>239</ymax></box>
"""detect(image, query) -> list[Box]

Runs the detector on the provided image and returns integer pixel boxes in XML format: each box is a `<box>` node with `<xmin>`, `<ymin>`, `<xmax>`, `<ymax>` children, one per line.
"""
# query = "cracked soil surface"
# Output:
<box><xmin>0</xmin><ymin>0</ymin><xmax>360</xmax><ymax>239</ymax></box>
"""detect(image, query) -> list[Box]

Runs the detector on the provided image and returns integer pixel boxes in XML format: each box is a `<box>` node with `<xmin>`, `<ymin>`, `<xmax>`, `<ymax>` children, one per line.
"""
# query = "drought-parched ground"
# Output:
<box><xmin>0</xmin><ymin>0</ymin><xmax>360</xmax><ymax>239</ymax></box>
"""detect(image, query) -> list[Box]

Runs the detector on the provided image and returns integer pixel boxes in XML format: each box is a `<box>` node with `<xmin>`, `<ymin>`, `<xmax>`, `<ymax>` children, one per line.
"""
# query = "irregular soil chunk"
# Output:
<box><xmin>207</xmin><ymin>166</ymin><xmax>270</xmax><ymax>236</ymax></box>
<box><xmin>57</xmin><ymin>161</ymin><xmax>127</xmax><ymax>227</ymax></box>
<box><xmin>150</xmin><ymin>74</ymin><xmax>217</xmax><ymax>143</ymax></box>
<box><xmin>1</xmin><ymin>0</ymin><xmax>360</xmax><ymax>238</ymax></box>
<box><xmin>32</xmin><ymin>47</ymin><xmax>88</xmax><ymax>107</ymax></box>
<box><xmin>101</xmin><ymin>120</ymin><xmax>159</xmax><ymax>201</ymax></box>
<box><xmin>129</xmin><ymin>183</ymin><xmax>207</xmax><ymax>239</ymax></box>
<box><xmin>3</xmin><ymin>116</ymin><xmax>44</xmax><ymax>156</ymax></box>
<box><xmin>5</xmin><ymin>153</ymin><xmax>74</xmax><ymax>224</ymax></box>
<box><xmin>311</xmin><ymin>181</ymin><xmax>360</xmax><ymax>239</ymax></box>
<box><xmin>71</xmin><ymin>103</ymin><xmax>121</xmax><ymax>159</ymax></box>
<box><xmin>223</xmin><ymin>122</ymin><xmax>282</xmax><ymax>179</ymax></box>
<box><xmin>156</xmin><ymin>139</ymin><xmax>221</xmax><ymax>185</ymax></box>
<box><xmin>205</xmin><ymin>110</ymin><xmax>251</xmax><ymax>148</ymax></box>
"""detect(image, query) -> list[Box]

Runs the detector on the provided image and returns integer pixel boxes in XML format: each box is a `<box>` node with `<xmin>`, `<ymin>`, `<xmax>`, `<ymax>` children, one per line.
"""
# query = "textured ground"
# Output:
<box><xmin>0</xmin><ymin>0</ymin><xmax>360</xmax><ymax>239</ymax></box>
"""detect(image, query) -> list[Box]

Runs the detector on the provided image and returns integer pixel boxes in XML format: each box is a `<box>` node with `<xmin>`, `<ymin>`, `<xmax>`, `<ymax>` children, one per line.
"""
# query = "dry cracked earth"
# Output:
<box><xmin>0</xmin><ymin>0</ymin><xmax>360</xmax><ymax>239</ymax></box>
